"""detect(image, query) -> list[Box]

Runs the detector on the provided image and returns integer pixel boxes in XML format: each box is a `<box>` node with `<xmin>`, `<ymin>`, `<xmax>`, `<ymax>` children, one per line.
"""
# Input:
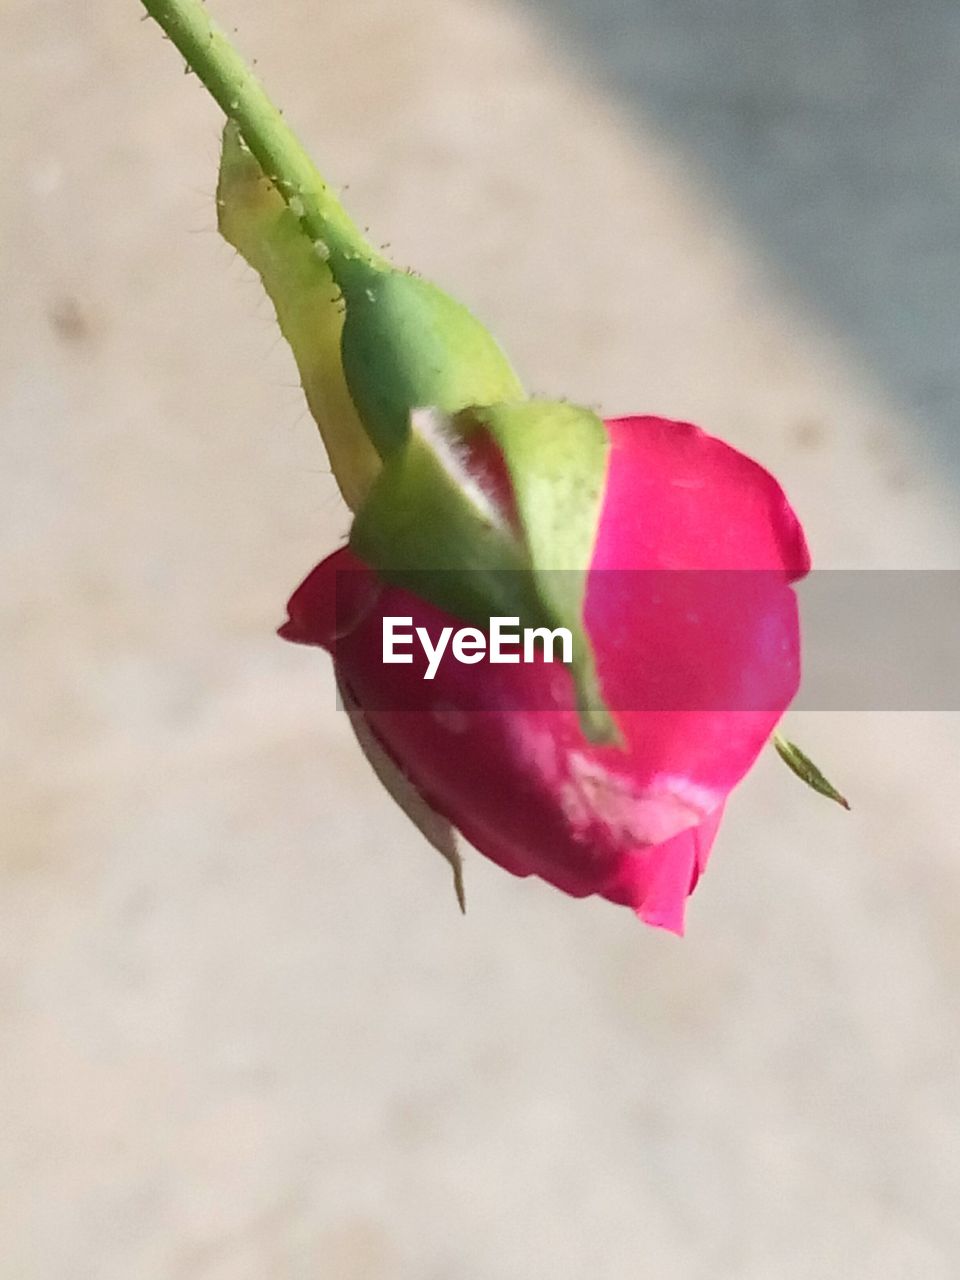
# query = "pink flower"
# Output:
<box><xmin>281</xmin><ymin>415</ymin><xmax>809</xmax><ymax>932</ymax></box>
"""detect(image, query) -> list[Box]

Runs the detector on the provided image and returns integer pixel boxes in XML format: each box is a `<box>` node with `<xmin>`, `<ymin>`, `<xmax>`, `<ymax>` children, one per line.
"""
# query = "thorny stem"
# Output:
<box><xmin>138</xmin><ymin>0</ymin><xmax>385</xmax><ymax>270</ymax></box>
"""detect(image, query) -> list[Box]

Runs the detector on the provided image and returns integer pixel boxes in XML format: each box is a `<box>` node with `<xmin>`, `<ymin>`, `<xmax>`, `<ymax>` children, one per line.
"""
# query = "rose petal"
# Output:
<box><xmin>280</xmin><ymin>417</ymin><xmax>808</xmax><ymax>925</ymax></box>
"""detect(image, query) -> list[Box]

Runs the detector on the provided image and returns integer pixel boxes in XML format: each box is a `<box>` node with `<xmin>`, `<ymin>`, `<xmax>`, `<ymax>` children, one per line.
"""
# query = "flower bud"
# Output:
<box><xmin>282</xmin><ymin>414</ymin><xmax>812</xmax><ymax>932</ymax></box>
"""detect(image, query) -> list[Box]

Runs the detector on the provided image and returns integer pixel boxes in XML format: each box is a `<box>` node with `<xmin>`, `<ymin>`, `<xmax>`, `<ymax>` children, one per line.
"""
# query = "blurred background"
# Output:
<box><xmin>2</xmin><ymin>1</ymin><xmax>959</xmax><ymax>1276</ymax></box>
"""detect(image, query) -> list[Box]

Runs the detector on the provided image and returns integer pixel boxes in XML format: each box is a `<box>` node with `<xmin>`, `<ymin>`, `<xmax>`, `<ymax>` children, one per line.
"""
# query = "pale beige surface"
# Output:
<box><xmin>2</xmin><ymin>2</ymin><xmax>960</xmax><ymax>1277</ymax></box>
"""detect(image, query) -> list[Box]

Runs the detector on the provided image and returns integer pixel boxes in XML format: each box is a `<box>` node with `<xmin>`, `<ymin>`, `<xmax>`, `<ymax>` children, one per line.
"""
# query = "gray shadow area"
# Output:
<box><xmin>517</xmin><ymin>0</ymin><xmax>960</xmax><ymax>474</ymax></box>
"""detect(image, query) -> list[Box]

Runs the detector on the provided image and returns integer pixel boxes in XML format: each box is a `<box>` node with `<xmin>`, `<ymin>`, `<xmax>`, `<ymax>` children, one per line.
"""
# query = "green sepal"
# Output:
<box><xmin>337</xmin><ymin>671</ymin><xmax>465</xmax><ymax>912</ymax></box>
<box><xmin>218</xmin><ymin>125</ymin><xmax>523</xmax><ymax>479</ymax></box>
<box><xmin>351</xmin><ymin>401</ymin><xmax>618</xmax><ymax>744</ymax></box>
<box><xmin>336</xmin><ymin>259</ymin><xmax>525</xmax><ymax>458</ymax></box>
<box><xmin>216</xmin><ymin>122</ymin><xmax>380</xmax><ymax>512</ymax></box>
<box><xmin>350</xmin><ymin>406</ymin><xmax>535</xmax><ymax>617</ymax></box>
<box><xmin>773</xmin><ymin>734</ymin><xmax>850</xmax><ymax>809</ymax></box>
<box><xmin>217</xmin><ymin>128</ymin><xmax>607</xmax><ymax>739</ymax></box>
<box><xmin>470</xmin><ymin>401</ymin><xmax>615</xmax><ymax>743</ymax></box>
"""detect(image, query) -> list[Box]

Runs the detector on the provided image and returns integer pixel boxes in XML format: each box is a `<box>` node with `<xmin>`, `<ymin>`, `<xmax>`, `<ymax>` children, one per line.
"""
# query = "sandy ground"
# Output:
<box><xmin>2</xmin><ymin>1</ymin><xmax>959</xmax><ymax>1276</ymax></box>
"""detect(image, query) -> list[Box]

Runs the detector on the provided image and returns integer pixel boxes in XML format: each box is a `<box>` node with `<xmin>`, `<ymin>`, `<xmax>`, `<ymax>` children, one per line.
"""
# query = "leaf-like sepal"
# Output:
<box><xmin>336</xmin><ymin>261</ymin><xmax>525</xmax><ymax>458</ymax></box>
<box><xmin>774</xmin><ymin>734</ymin><xmax>850</xmax><ymax>809</ymax></box>
<box><xmin>351</xmin><ymin>400</ymin><xmax>617</xmax><ymax>743</ymax></box>
<box><xmin>216</xmin><ymin>122</ymin><xmax>380</xmax><ymax>511</ymax></box>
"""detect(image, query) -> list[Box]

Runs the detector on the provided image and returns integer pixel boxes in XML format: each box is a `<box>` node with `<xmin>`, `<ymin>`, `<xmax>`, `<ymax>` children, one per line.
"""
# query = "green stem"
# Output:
<box><xmin>139</xmin><ymin>0</ymin><xmax>383</xmax><ymax>269</ymax></box>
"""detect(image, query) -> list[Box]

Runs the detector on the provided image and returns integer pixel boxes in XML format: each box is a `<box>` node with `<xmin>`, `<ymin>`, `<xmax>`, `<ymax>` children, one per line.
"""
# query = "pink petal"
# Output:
<box><xmin>280</xmin><ymin>416</ymin><xmax>808</xmax><ymax>924</ymax></box>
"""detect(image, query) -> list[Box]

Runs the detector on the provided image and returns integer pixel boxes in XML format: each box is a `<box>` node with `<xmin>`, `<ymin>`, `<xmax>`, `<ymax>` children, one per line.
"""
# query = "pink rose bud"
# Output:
<box><xmin>281</xmin><ymin>415</ymin><xmax>810</xmax><ymax>933</ymax></box>
<box><xmin>140</xmin><ymin>0</ymin><xmax>836</xmax><ymax>932</ymax></box>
